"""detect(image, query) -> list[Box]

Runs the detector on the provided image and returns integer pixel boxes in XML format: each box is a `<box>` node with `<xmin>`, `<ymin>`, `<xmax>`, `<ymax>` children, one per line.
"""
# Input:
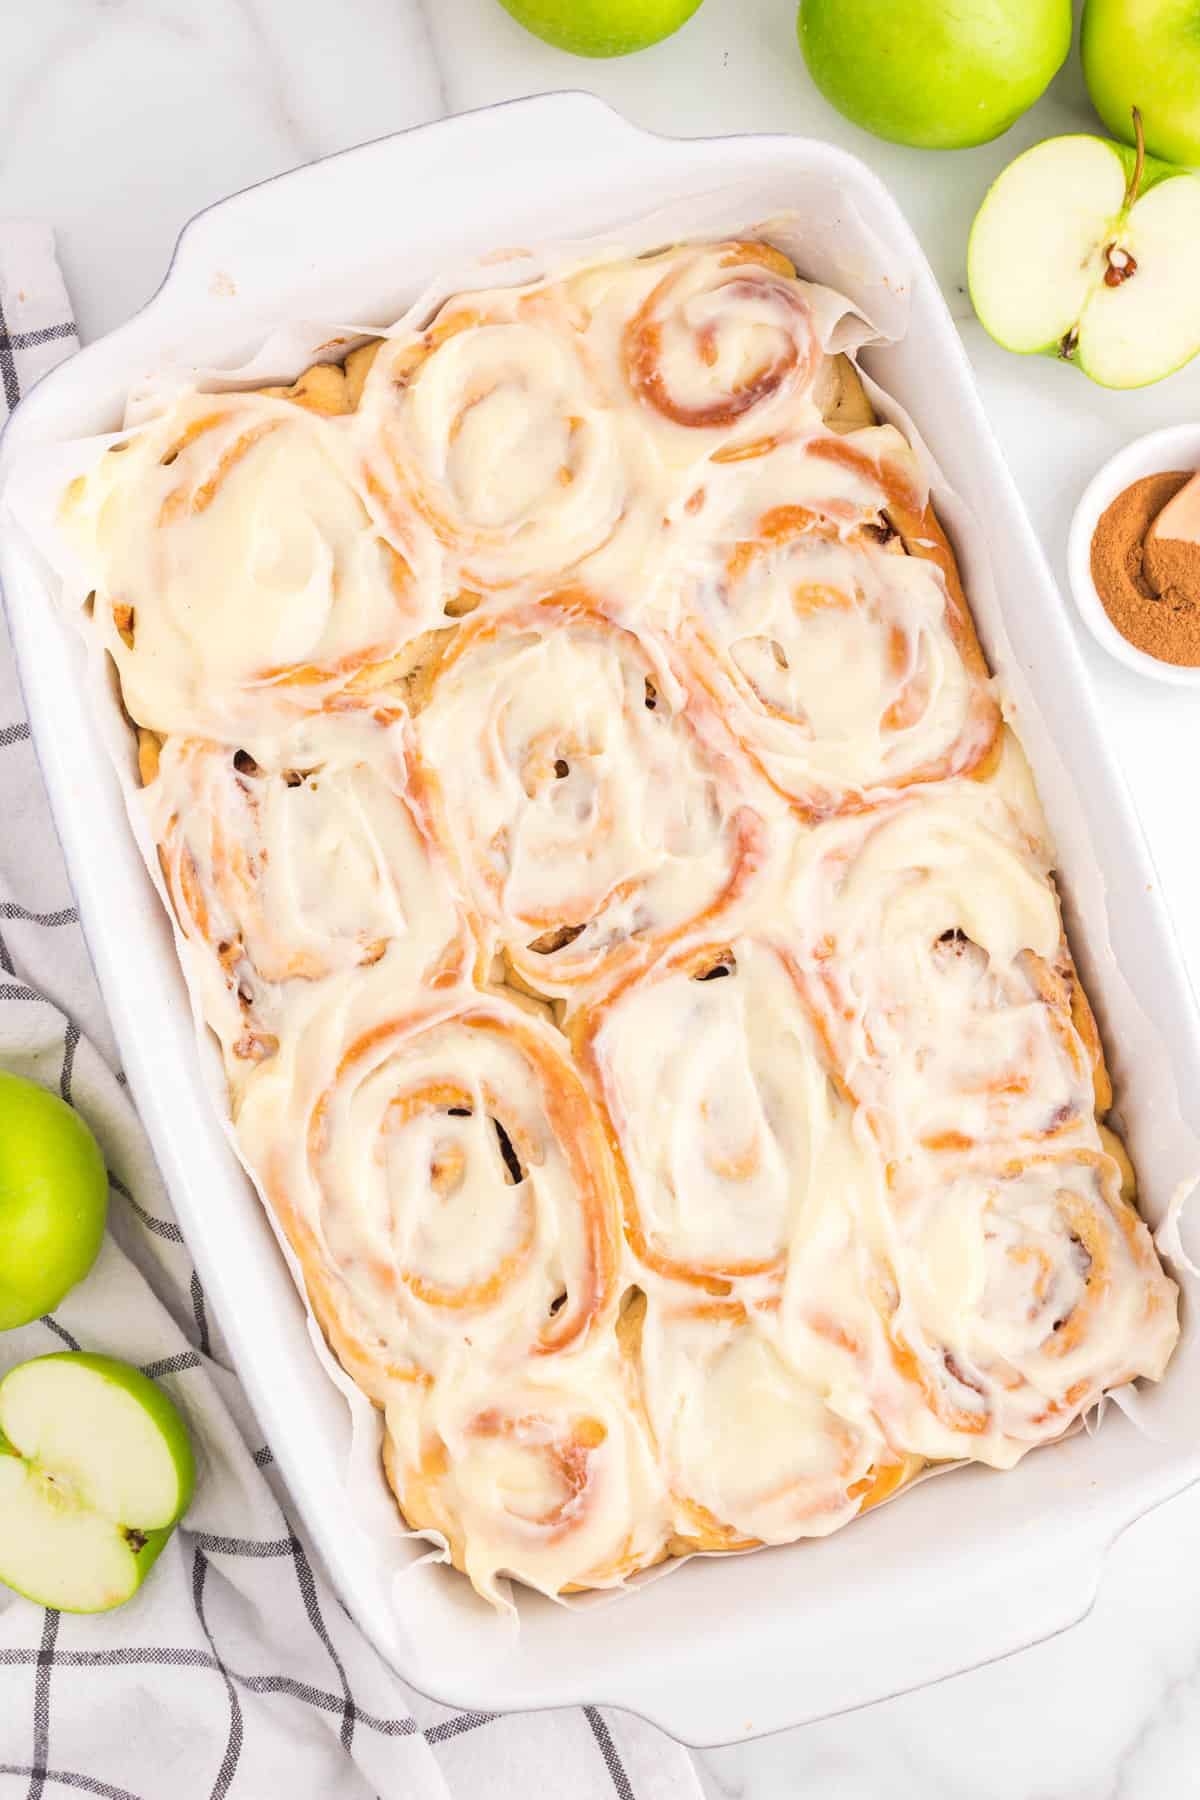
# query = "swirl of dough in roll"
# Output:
<box><xmin>241</xmin><ymin>1000</ymin><xmax>623</xmax><ymax>1399</ymax></box>
<box><xmin>144</xmin><ymin>717</ymin><xmax>469</xmax><ymax>1070</ymax></box>
<box><xmin>878</xmin><ymin>1150</ymin><xmax>1178</xmax><ymax>1466</ymax></box>
<box><xmin>577</xmin><ymin>938</ymin><xmax>853</xmax><ymax>1296</ymax></box>
<box><xmin>788</xmin><ymin>775</ymin><xmax>1107</xmax><ymax>1158</ymax></box>
<box><xmin>576</xmin><ymin>242</ymin><xmax>820</xmax><ymax>456</ymax></box>
<box><xmin>679</xmin><ymin>511</ymin><xmax>998</xmax><ymax>819</ymax></box>
<box><xmin>71</xmin><ymin>393</ymin><xmax>434</xmax><ymax>737</ymax></box>
<box><xmin>672</xmin><ymin>419</ymin><xmax>928</xmax><ymax>550</ymax></box>
<box><xmin>383</xmin><ymin>1339</ymin><xmax>668</xmax><ymax>1603</ymax></box>
<box><xmin>359</xmin><ymin>288</ymin><xmax>634</xmax><ymax>599</ymax></box>
<box><xmin>632</xmin><ymin>1294</ymin><xmax>911</xmax><ymax>1551</ymax></box>
<box><xmin>414</xmin><ymin>591</ymin><xmax>767</xmax><ymax>999</ymax></box>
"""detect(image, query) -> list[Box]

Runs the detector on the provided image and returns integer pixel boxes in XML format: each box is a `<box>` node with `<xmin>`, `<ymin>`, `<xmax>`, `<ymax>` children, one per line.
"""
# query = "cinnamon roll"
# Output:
<box><xmin>678</xmin><ymin>495</ymin><xmax>999</xmax><ymax>818</ymax></box>
<box><xmin>383</xmin><ymin>1340</ymin><xmax>668</xmax><ymax>1603</ymax></box>
<box><xmin>876</xmin><ymin>1149</ymin><xmax>1178</xmax><ymax>1465</ymax></box>
<box><xmin>413</xmin><ymin>590</ymin><xmax>768</xmax><ymax>1001</ymax></box>
<box><xmin>786</xmin><ymin>769</ymin><xmax>1110</xmax><ymax>1160</ymax></box>
<box><xmin>69</xmin><ymin>393</ymin><xmax>437</xmax><ymax>738</ymax></box>
<box><xmin>656</xmin><ymin>394</ymin><xmax>1001</xmax><ymax>816</ymax></box>
<box><xmin>358</xmin><ymin>287</ymin><xmax>644</xmax><ymax>603</ymax></box>
<box><xmin>574</xmin><ymin>241</ymin><xmax>822</xmax><ymax>463</ymax></box>
<box><xmin>632</xmin><ymin>1293</ymin><xmax>915</xmax><ymax>1552</ymax></box>
<box><xmin>577</xmin><ymin>937</ymin><xmax>854</xmax><ymax>1297</ymax></box>
<box><xmin>240</xmin><ymin>999</ymin><xmax>624</xmax><ymax>1398</ymax></box>
<box><xmin>142</xmin><ymin>716</ymin><xmax>469</xmax><ymax>1073</ymax></box>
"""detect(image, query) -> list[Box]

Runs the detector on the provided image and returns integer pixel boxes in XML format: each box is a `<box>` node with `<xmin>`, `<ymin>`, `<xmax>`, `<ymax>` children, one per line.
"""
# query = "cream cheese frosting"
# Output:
<box><xmin>414</xmin><ymin>591</ymin><xmax>768</xmax><ymax>1000</ymax></box>
<box><xmin>71</xmin><ymin>394</ymin><xmax>438</xmax><ymax>739</ymax></box>
<box><xmin>579</xmin><ymin>936</ymin><xmax>853</xmax><ymax>1293</ymax></box>
<box><xmin>143</xmin><ymin>713</ymin><xmax>468</xmax><ymax>1075</ymax></box>
<box><xmin>65</xmin><ymin>238</ymin><xmax>1179</xmax><ymax>1607</ymax></box>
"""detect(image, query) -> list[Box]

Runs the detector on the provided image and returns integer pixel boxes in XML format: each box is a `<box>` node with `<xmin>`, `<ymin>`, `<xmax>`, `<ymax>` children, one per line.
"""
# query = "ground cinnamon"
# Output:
<box><xmin>1090</xmin><ymin>470</ymin><xmax>1200</xmax><ymax>666</ymax></box>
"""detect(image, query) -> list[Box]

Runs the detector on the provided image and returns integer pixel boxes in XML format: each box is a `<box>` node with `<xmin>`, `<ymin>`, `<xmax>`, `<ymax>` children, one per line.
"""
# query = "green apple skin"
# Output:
<box><xmin>0</xmin><ymin>1353</ymin><xmax>195</xmax><ymax>1613</ymax></box>
<box><xmin>495</xmin><ymin>0</ymin><xmax>703</xmax><ymax>58</ymax></box>
<box><xmin>797</xmin><ymin>0</ymin><xmax>1072</xmax><ymax>149</ymax></box>
<box><xmin>1082</xmin><ymin>0</ymin><xmax>1200</xmax><ymax>169</ymax></box>
<box><xmin>0</xmin><ymin>1073</ymin><xmax>108</xmax><ymax>1330</ymax></box>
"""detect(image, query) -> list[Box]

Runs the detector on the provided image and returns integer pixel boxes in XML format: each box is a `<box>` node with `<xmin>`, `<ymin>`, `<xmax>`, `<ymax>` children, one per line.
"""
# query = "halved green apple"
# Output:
<box><xmin>968</xmin><ymin>113</ymin><xmax>1200</xmax><ymax>389</ymax></box>
<box><xmin>0</xmin><ymin>1353</ymin><xmax>195</xmax><ymax>1612</ymax></box>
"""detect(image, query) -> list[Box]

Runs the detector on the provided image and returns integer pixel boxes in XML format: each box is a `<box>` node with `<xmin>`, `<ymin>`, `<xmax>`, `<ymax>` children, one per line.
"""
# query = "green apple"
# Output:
<box><xmin>1082</xmin><ymin>0</ymin><xmax>1200</xmax><ymax>170</ymax></box>
<box><xmin>797</xmin><ymin>0</ymin><xmax>1071</xmax><ymax>149</ymax></box>
<box><xmin>968</xmin><ymin>114</ymin><xmax>1200</xmax><ymax>387</ymax></box>
<box><xmin>0</xmin><ymin>1073</ymin><xmax>107</xmax><ymax>1330</ymax></box>
<box><xmin>0</xmin><ymin>1353</ymin><xmax>195</xmax><ymax>1612</ymax></box>
<box><xmin>495</xmin><ymin>0</ymin><xmax>703</xmax><ymax>57</ymax></box>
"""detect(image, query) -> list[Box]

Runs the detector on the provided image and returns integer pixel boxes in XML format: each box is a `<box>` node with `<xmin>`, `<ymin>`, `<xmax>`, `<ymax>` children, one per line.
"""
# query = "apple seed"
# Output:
<box><xmin>1103</xmin><ymin>244</ymin><xmax>1138</xmax><ymax>287</ymax></box>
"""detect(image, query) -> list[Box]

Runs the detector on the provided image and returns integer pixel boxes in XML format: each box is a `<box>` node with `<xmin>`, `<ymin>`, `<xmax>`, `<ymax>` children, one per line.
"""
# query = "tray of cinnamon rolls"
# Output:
<box><xmin>4</xmin><ymin>98</ymin><xmax>1198</xmax><ymax>1738</ymax></box>
<box><xmin>55</xmin><ymin>232</ymin><xmax>1179</xmax><ymax>1606</ymax></box>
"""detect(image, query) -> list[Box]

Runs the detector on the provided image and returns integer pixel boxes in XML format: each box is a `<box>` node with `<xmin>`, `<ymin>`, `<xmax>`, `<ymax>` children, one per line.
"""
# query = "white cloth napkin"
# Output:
<box><xmin>0</xmin><ymin>221</ymin><xmax>705</xmax><ymax>1800</ymax></box>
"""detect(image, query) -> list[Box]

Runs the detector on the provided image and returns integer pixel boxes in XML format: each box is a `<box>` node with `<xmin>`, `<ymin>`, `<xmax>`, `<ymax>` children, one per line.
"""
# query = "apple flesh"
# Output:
<box><xmin>0</xmin><ymin>1353</ymin><xmax>195</xmax><ymax>1612</ymax></box>
<box><xmin>0</xmin><ymin>1073</ymin><xmax>108</xmax><ymax>1330</ymax></box>
<box><xmin>797</xmin><ymin>0</ymin><xmax>1071</xmax><ymax>150</ymax></box>
<box><xmin>1082</xmin><ymin>0</ymin><xmax>1200</xmax><ymax>170</ymax></box>
<box><xmin>968</xmin><ymin>124</ymin><xmax>1200</xmax><ymax>388</ymax></box>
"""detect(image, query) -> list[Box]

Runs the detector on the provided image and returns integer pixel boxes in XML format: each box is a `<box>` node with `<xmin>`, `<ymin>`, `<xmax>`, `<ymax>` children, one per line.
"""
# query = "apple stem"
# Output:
<box><xmin>1126</xmin><ymin>108</ymin><xmax>1145</xmax><ymax>211</ymax></box>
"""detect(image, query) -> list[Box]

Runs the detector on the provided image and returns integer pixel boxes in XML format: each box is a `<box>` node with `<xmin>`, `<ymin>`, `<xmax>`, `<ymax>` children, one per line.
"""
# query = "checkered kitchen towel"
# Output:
<box><xmin>0</xmin><ymin>221</ymin><xmax>705</xmax><ymax>1800</ymax></box>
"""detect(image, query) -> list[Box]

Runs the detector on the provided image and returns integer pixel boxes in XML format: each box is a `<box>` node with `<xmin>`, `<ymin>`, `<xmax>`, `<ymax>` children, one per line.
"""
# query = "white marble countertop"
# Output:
<box><xmin>4</xmin><ymin>2</ymin><xmax>1200</xmax><ymax>1794</ymax></box>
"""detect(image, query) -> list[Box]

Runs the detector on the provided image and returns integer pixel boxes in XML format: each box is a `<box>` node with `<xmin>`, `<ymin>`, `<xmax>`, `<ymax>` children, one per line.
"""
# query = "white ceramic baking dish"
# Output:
<box><xmin>3</xmin><ymin>94</ymin><xmax>1200</xmax><ymax>1747</ymax></box>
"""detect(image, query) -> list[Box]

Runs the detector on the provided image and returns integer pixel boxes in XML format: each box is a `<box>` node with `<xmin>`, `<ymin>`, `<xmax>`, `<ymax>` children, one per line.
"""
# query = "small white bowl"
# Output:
<box><xmin>1068</xmin><ymin>424</ymin><xmax>1200</xmax><ymax>688</ymax></box>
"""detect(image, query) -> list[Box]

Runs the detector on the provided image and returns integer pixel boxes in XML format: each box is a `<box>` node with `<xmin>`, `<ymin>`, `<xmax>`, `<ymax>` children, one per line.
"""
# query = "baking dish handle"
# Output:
<box><xmin>158</xmin><ymin>92</ymin><xmax>659</xmax><ymax>309</ymax></box>
<box><xmin>568</xmin><ymin>1527</ymin><xmax>1119</xmax><ymax>1745</ymax></box>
